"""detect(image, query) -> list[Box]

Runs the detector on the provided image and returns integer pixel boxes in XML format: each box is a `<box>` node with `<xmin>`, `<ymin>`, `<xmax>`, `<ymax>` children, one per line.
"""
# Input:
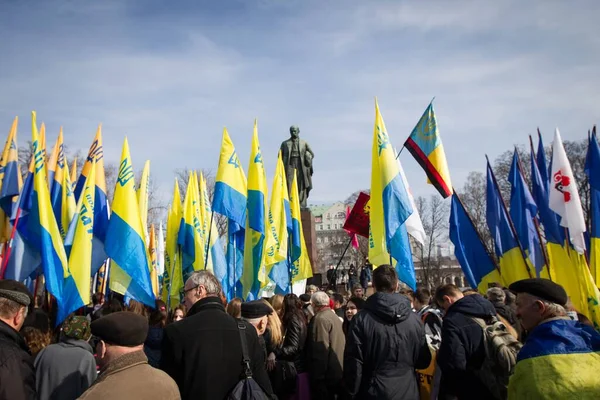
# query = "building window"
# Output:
<box><xmin>327</xmin><ymin>213</ymin><xmax>331</xmax><ymax>219</ymax></box>
<box><xmin>336</xmin><ymin>212</ymin><xmax>345</xmax><ymax>219</ymax></box>
<box><xmin>317</xmin><ymin>237</ymin><xmax>321</xmax><ymax>244</ymax></box>
<box><xmin>324</xmin><ymin>237</ymin><xmax>329</xmax><ymax>243</ymax></box>
<box><xmin>327</xmin><ymin>224</ymin><xmax>331</xmax><ymax>230</ymax></box>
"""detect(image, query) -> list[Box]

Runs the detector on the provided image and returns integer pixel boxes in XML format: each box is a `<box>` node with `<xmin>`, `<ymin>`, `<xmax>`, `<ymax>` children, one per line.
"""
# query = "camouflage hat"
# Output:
<box><xmin>62</xmin><ymin>315</ymin><xmax>92</xmax><ymax>341</ymax></box>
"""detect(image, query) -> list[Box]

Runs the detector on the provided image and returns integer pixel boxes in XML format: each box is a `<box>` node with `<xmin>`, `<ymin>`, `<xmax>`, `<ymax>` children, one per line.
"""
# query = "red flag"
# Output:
<box><xmin>343</xmin><ymin>192</ymin><xmax>371</xmax><ymax>238</ymax></box>
<box><xmin>345</xmin><ymin>206</ymin><xmax>360</xmax><ymax>249</ymax></box>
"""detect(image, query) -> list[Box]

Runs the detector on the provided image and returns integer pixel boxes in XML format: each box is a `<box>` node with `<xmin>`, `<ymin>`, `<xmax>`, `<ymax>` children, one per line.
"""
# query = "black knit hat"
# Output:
<box><xmin>509</xmin><ymin>278</ymin><xmax>568</xmax><ymax>306</ymax></box>
<box><xmin>241</xmin><ymin>300</ymin><xmax>272</xmax><ymax>319</ymax></box>
<box><xmin>91</xmin><ymin>311</ymin><xmax>148</xmax><ymax>346</ymax></box>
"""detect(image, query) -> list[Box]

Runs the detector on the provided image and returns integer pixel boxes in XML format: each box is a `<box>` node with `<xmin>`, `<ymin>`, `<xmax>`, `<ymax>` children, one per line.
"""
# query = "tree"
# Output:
<box><xmin>413</xmin><ymin>195</ymin><xmax>453</xmax><ymax>289</ymax></box>
<box><xmin>457</xmin><ymin>171</ymin><xmax>495</xmax><ymax>258</ymax></box>
<box><xmin>492</xmin><ymin>145</ymin><xmax>531</xmax><ymax>203</ymax></box>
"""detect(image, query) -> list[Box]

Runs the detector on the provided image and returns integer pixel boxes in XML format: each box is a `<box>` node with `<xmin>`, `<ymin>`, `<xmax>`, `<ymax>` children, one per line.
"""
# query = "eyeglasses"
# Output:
<box><xmin>180</xmin><ymin>285</ymin><xmax>199</xmax><ymax>296</ymax></box>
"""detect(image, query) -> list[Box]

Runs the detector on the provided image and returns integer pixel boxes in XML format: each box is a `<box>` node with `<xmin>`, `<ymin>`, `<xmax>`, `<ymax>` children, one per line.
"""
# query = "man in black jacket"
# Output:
<box><xmin>436</xmin><ymin>284</ymin><xmax>498</xmax><ymax>399</ymax></box>
<box><xmin>0</xmin><ymin>280</ymin><xmax>36</xmax><ymax>400</ymax></box>
<box><xmin>161</xmin><ymin>271</ymin><xmax>273</xmax><ymax>399</ymax></box>
<box><xmin>344</xmin><ymin>265</ymin><xmax>431</xmax><ymax>399</ymax></box>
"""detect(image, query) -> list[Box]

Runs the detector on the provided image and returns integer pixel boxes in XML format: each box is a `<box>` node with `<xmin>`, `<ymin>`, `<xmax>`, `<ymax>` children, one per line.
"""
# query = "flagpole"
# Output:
<box><xmin>334</xmin><ymin>237</ymin><xmax>353</xmax><ymax>280</ymax></box>
<box><xmin>232</xmin><ymin>236</ymin><xmax>237</xmax><ymax>299</ymax></box>
<box><xmin>452</xmin><ymin>188</ymin><xmax>502</xmax><ymax>275</ymax></box>
<box><xmin>204</xmin><ymin>211</ymin><xmax>215</xmax><ymax>269</ymax></box>
<box><xmin>486</xmin><ymin>155</ymin><xmax>535</xmax><ymax>278</ymax></box>
<box><xmin>288</xmin><ymin>235</ymin><xmax>293</xmax><ymax>295</ymax></box>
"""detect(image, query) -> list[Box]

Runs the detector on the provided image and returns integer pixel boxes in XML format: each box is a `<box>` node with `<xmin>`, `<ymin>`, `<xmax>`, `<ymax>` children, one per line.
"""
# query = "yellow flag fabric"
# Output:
<box><xmin>149</xmin><ymin>224</ymin><xmax>159</xmax><ymax>298</ymax></box>
<box><xmin>163</xmin><ymin>179</ymin><xmax>183</xmax><ymax>307</ymax></box>
<box><xmin>290</xmin><ymin>170</ymin><xmax>313</xmax><ymax>283</ymax></box>
<box><xmin>265</xmin><ymin>152</ymin><xmax>290</xmax><ymax>272</ymax></box>
<box><xmin>0</xmin><ymin>117</ymin><xmax>20</xmax><ymax>242</ymax></box>
<box><xmin>138</xmin><ymin>160</ymin><xmax>150</xmax><ymax>243</ymax></box>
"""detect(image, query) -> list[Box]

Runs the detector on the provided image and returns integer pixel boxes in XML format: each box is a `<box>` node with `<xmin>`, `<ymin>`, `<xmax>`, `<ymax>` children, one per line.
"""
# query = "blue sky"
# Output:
<box><xmin>1</xmin><ymin>0</ymin><xmax>599</xmax><ymax>206</ymax></box>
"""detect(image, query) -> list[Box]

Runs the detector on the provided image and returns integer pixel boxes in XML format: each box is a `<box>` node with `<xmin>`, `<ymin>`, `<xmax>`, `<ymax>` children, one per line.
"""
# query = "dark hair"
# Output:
<box><xmin>372</xmin><ymin>265</ymin><xmax>398</xmax><ymax>293</ymax></box>
<box><xmin>92</xmin><ymin>293</ymin><xmax>105</xmax><ymax>306</ymax></box>
<box><xmin>282</xmin><ymin>294</ymin><xmax>306</xmax><ymax>327</ymax></box>
<box><xmin>126</xmin><ymin>299</ymin><xmax>147</xmax><ymax>318</ymax></box>
<box><xmin>102</xmin><ymin>298</ymin><xmax>124</xmax><ymax>316</ymax></box>
<box><xmin>330</xmin><ymin>293</ymin><xmax>344</xmax><ymax>306</ymax></box>
<box><xmin>148</xmin><ymin>300</ymin><xmax>168</xmax><ymax>327</ymax></box>
<box><xmin>402</xmin><ymin>290</ymin><xmax>415</xmax><ymax>302</ymax></box>
<box><xmin>434</xmin><ymin>284</ymin><xmax>462</xmax><ymax>306</ymax></box>
<box><xmin>347</xmin><ymin>297</ymin><xmax>366</xmax><ymax>310</ymax></box>
<box><xmin>168</xmin><ymin>304</ymin><xmax>187</xmax><ymax>323</ymax></box>
<box><xmin>414</xmin><ymin>288</ymin><xmax>431</xmax><ymax>305</ymax></box>
<box><xmin>23</xmin><ymin>309</ymin><xmax>51</xmax><ymax>334</ymax></box>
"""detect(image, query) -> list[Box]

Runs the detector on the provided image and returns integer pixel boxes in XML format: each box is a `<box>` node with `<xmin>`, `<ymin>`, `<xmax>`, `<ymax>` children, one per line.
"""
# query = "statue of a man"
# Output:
<box><xmin>280</xmin><ymin>125</ymin><xmax>314</xmax><ymax>209</ymax></box>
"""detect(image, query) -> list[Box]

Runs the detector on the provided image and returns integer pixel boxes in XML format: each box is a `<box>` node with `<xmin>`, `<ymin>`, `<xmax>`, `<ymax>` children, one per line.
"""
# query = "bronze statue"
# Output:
<box><xmin>280</xmin><ymin>125</ymin><xmax>314</xmax><ymax>209</ymax></box>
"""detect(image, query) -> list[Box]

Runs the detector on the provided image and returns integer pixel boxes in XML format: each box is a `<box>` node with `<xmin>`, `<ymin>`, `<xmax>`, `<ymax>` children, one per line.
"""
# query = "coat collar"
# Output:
<box><xmin>0</xmin><ymin>319</ymin><xmax>29</xmax><ymax>353</ymax></box>
<box><xmin>187</xmin><ymin>296</ymin><xmax>225</xmax><ymax>317</ymax></box>
<box><xmin>97</xmin><ymin>350</ymin><xmax>147</xmax><ymax>381</ymax></box>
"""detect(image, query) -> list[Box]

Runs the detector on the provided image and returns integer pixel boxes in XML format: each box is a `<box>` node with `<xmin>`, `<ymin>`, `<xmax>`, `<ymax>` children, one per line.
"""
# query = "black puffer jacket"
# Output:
<box><xmin>437</xmin><ymin>294</ymin><xmax>497</xmax><ymax>400</ymax></box>
<box><xmin>0</xmin><ymin>320</ymin><xmax>36</xmax><ymax>400</ymax></box>
<box><xmin>344</xmin><ymin>292</ymin><xmax>431</xmax><ymax>400</ymax></box>
<box><xmin>276</xmin><ymin>313</ymin><xmax>307</xmax><ymax>373</ymax></box>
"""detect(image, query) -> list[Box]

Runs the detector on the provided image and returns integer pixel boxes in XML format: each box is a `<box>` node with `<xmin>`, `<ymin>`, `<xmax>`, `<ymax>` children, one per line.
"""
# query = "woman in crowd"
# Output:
<box><xmin>168</xmin><ymin>304</ymin><xmax>187</xmax><ymax>323</ymax></box>
<box><xmin>273</xmin><ymin>294</ymin><xmax>309</xmax><ymax>399</ymax></box>
<box><xmin>144</xmin><ymin>300</ymin><xmax>168</xmax><ymax>368</ymax></box>
<box><xmin>270</xmin><ymin>294</ymin><xmax>285</xmax><ymax>319</ymax></box>
<box><xmin>226</xmin><ymin>298</ymin><xmax>242</xmax><ymax>319</ymax></box>
<box><xmin>343</xmin><ymin>296</ymin><xmax>366</xmax><ymax>335</ymax></box>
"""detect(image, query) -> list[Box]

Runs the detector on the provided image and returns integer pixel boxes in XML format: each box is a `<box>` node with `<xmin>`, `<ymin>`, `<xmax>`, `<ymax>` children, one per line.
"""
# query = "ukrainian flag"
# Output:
<box><xmin>48</xmin><ymin>131</ymin><xmax>76</xmax><ymax>239</ymax></box>
<box><xmin>585</xmin><ymin>129</ymin><xmax>600</xmax><ymax>286</ymax></box>
<box><xmin>149</xmin><ymin>224</ymin><xmax>159</xmax><ymax>298</ymax></box>
<box><xmin>369</xmin><ymin>99</ymin><xmax>416</xmax><ymax>290</ymax></box>
<box><xmin>138</xmin><ymin>160</ymin><xmax>151</xmax><ymax>242</ymax></box>
<box><xmin>0</xmin><ymin>117</ymin><xmax>22</xmax><ymax>242</ymax></box>
<box><xmin>199</xmin><ymin>172</ymin><xmax>227</xmax><ymax>281</ymax></box>
<box><xmin>486</xmin><ymin>162</ymin><xmax>532</xmax><ymax>285</ymax></box>
<box><xmin>242</xmin><ymin>120</ymin><xmax>268</xmax><ymax>300</ymax></box>
<box><xmin>75</xmin><ymin>126</ymin><xmax>109</xmax><ymax>276</ymax></box>
<box><xmin>450</xmin><ymin>193</ymin><xmax>503</xmax><ymax>292</ymax></box>
<box><xmin>213</xmin><ymin>128</ymin><xmax>247</xmax><ymax>298</ymax></box>
<box><xmin>289</xmin><ymin>171</ymin><xmax>312</xmax><ymax>285</ymax></box>
<box><xmin>106</xmin><ymin>138</ymin><xmax>154</xmax><ymax>307</ymax></box>
<box><xmin>404</xmin><ymin>101</ymin><xmax>452</xmax><ymax>198</ymax></box>
<box><xmin>508</xmin><ymin>319</ymin><xmax>600</xmax><ymax>399</ymax></box>
<box><xmin>178</xmin><ymin>172</ymin><xmax>206</xmax><ymax>278</ymax></box>
<box><xmin>28</xmin><ymin>112</ymin><xmax>70</xmax><ymax>308</ymax></box>
<box><xmin>60</xmin><ymin>159</ymin><xmax>96</xmax><ymax>323</ymax></box>
<box><xmin>508</xmin><ymin>150</ymin><xmax>547</xmax><ymax>277</ymax></box>
<box><xmin>163</xmin><ymin>179</ymin><xmax>183</xmax><ymax>307</ymax></box>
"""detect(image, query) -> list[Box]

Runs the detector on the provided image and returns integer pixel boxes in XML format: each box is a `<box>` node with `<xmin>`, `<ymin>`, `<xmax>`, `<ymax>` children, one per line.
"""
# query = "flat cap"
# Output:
<box><xmin>91</xmin><ymin>311</ymin><xmax>148</xmax><ymax>346</ymax></box>
<box><xmin>509</xmin><ymin>278</ymin><xmax>568</xmax><ymax>306</ymax></box>
<box><xmin>241</xmin><ymin>300</ymin><xmax>272</xmax><ymax>319</ymax></box>
<box><xmin>0</xmin><ymin>280</ymin><xmax>31</xmax><ymax>307</ymax></box>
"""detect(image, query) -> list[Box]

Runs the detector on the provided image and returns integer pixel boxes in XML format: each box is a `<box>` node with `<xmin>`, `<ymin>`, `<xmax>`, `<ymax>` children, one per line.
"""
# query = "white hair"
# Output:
<box><xmin>311</xmin><ymin>291</ymin><xmax>330</xmax><ymax>307</ymax></box>
<box><xmin>186</xmin><ymin>271</ymin><xmax>221</xmax><ymax>296</ymax></box>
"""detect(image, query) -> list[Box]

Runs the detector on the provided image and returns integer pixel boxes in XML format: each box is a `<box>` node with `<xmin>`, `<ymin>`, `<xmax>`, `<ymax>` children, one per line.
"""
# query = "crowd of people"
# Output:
<box><xmin>1</xmin><ymin>265</ymin><xmax>600</xmax><ymax>400</ymax></box>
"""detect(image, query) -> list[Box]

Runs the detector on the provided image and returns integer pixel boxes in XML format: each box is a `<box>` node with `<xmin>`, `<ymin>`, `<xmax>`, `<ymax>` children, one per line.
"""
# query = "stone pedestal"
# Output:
<box><xmin>301</xmin><ymin>209</ymin><xmax>318</xmax><ymax>275</ymax></box>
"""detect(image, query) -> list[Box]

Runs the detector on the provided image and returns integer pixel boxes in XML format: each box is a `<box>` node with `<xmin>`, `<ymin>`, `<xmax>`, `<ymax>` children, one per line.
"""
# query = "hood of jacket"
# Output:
<box><xmin>447</xmin><ymin>294</ymin><xmax>497</xmax><ymax>319</ymax></box>
<box><xmin>58</xmin><ymin>337</ymin><xmax>94</xmax><ymax>353</ymax></box>
<box><xmin>365</xmin><ymin>292</ymin><xmax>412</xmax><ymax>324</ymax></box>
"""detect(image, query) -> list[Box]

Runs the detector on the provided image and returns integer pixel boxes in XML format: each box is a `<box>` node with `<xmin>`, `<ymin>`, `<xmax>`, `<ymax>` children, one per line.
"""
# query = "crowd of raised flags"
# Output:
<box><xmin>1</xmin><ymin>103</ymin><xmax>600</xmax><ymax>330</ymax></box>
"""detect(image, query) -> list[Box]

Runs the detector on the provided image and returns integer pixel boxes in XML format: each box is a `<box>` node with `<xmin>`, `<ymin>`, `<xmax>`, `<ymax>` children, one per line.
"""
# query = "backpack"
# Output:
<box><xmin>226</xmin><ymin>321</ymin><xmax>271</xmax><ymax>400</ymax></box>
<box><xmin>470</xmin><ymin>316</ymin><xmax>522</xmax><ymax>400</ymax></box>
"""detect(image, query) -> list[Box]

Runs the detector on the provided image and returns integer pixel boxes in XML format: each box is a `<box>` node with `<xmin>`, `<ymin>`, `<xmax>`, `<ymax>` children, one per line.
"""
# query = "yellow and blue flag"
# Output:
<box><xmin>60</xmin><ymin>158</ymin><xmax>96</xmax><ymax>323</ymax></box>
<box><xmin>70</xmin><ymin>157</ymin><xmax>78</xmax><ymax>192</ymax></box>
<box><xmin>106</xmin><ymin>138</ymin><xmax>154</xmax><ymax>307</ymax></box>
<box><xmin>138</xmin><ymin>160</ymin><xmax>150</xmax><ymax>242</ymax></box>
<box><xmin>48</xmin><ymin>131</ymin><xmax>76</xmax><ymax>238</ymax></box>
<box><xmin>508</xmin><ymin>150</ymin><xmax>547</xmax><ymax>278</ymax></box>
<box><xmin>0</xmin><ymin>117</ymin><xmax>22</xmax><ymax>242</ymax></box>
<box><xmin>75</xmin><ymin>126</ymin><xmax>109</xmax><ymax>275</ymax></box>
<box><xmin>450</xmin><ymin>193</ymin><xmax>503</xmax><ymax>292</ymax></box>
<box><xmin>404</xmin><ymin>101</ymin><xmax>452</xmax><ymax>198</ymax></box>
<box><xmin>289</xmin><ymin>170</ymin><xmax>312</xmax><ymax>286</ymax></box>
<box><xmin>486</xmin><ymin>162</ymin><xmax>532</xmax><ymax>285</ymax></box>
<box><xmin>28</xmin><ymin>112</ymin><xmax>70</xmax><ymax>308</ymax></box>
<box><xmin>212</xmin><ymin>128</ymin><xmax>247</xmax><ymax>300</ymax></box>
<box><xmin>163</xmin><ymin>179</ymin><xmax>183</xmax><ymax>307</ymax></box>
<box><xmin>149</xmin><ymin>224</ymin><xmax>159</xmax><ymax>299</ymax></box>
<box><xmin>585</xmin><ymin>128</ymin><xmax>600</xmax><ymax>286</ymax></box>
<box><xmin>369</xmin><ymin>99</ymin><xmax>416</xmax><ymax>289</ymax></box>
<box><xmin>199</xmin><ymin>172</ymin><xmax>227</xmax><ymax>282</ymax></box>
<box><xmin>47</xmin><ymin>128</ymin><xmax>63</xmax><ymax>192</ymax></box>
<box><xmin>242</xmin><ymin>120</ymin><xmax>268</xmax><ymax>300</ymax></box>
<box><xmin>178</xmin><ymin>172</ymin><xmax>206</xmax><ymax>278</ymax></box>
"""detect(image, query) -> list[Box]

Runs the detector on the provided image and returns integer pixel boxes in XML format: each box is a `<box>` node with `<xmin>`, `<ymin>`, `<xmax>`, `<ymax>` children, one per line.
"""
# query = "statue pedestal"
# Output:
<box><xmin>301</xmin><ymin>209</ymin><xmax>318</xmax><ymax>276</ymax></box>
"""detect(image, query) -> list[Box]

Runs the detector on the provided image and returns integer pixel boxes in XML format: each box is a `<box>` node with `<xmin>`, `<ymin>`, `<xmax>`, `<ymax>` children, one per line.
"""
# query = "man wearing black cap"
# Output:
<box><xmin>241</xmin><ymin>300</ymin><xmax>272</xmax><ymax>337</ymax></box>
<box><xmin>508</xmin><ymin>278</ymin><xmax>600</xmax><ymax>399</ymax></box>
<box><xmin>0</xmin><ymin>279</ymin><xmax>36</xmax><ymax>400</ymax></box>
<box><xmin>78</xmin><ymin>311</ymin><xmax>180</xmax><ymax>400</ymax></box>
<box><xmin>161</xmin><ymin>271</ymin><xmax>273</xmax><ymax>399</ymax></box>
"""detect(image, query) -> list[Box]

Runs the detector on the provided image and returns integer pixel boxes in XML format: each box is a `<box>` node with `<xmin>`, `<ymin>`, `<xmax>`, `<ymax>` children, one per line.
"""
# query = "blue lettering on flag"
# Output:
<box><xmin>228</xmin><ymin>151</ymin><xmax>240</xmax><ymax>168</ymax></box>
<box><xmin>117</xmin><ymin>158</ymin><xmax>134</xmax><ymax>187</ymax></box>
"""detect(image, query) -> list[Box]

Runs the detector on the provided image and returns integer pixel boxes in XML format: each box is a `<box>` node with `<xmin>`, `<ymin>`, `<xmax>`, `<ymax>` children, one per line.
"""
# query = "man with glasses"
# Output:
<box><xmin>161</xmin><ymin>271</ymin><xmax>273</xmax><ymax>400</ymax></box>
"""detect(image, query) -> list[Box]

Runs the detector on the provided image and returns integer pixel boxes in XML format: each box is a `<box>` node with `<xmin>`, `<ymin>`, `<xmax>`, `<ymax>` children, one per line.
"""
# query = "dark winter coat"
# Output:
<box><xmin>437</xmin><ymin>294</ymin><xmax>498</xmax><ymax>400</ymax></box>
<box><xmin>0</xmin><ymin>320</ymin><xmax>36</xmax><ymax>400</ymax></box>
<box><xmin>276</xmin><ymin>313</ymin><xmax>307</xmax><ymax>373</ymax></box>
<box><xmin>160</xmin><ymin>297</ymin><xmax>274</xmax><ymax>400</ymax></box>
<box><xmin>144</xmin><ymin>326</ymin><xmax>164</xmax><ymax>368</ymax></box>
<box><xmin>34</xmin><ymin>337</ymin><xmax>97</xmax><ymax>400</ymax></box>
<box><xmin>344</xmin><ymin>292</ymin><xmax>432</xmax><ymax>400</ymax></box>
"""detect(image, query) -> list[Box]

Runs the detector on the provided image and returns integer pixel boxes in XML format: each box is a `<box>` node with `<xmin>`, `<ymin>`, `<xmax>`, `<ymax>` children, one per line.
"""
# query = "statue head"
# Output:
<box><xmin>290</xmin><ymin>125</ymin><xmax>300</xmax><ymax>139</ymax></box>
